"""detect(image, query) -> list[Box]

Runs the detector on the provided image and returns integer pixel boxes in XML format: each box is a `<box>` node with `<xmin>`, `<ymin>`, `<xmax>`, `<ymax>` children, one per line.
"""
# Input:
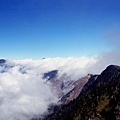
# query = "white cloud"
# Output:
<box><xmin>91</xmin><ymin>48</ymin><xmax>120</xmax><ymax>74</ymax></box>
<box><xmin>0</xmin><ymin>64</ymin><xmax>58</xmax><ymax>120</ymax></box>
<box><xmin>0</xmin><ymin>55</ymin><xmax>120</xmax><ymax>120</ymax></box>
<box><xmin>0</xmin><ymin>56</ymin><xmax>98</xmax><ymax>120</ymax></box>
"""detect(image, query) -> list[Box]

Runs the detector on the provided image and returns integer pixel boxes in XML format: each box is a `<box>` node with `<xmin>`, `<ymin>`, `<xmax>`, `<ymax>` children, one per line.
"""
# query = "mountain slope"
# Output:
<box><xmin>59</xmin><ymin>74</ymin><xmax>93</xmax><ymax>105</ymax></box>
<box><xmin>43</xmin><ymin>70</ymin><xmax>92</xmax><ymax>100</ymax></box>
<box><xmin>44</xmin><ymin>65</ymin><xmax>120</xmax><ymax>120</ymax></box>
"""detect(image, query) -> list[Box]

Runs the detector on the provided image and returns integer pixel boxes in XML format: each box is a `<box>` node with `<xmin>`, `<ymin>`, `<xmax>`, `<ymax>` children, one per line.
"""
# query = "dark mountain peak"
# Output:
<box><xmin>105</xmin><ymin>65</ymin><xmax>120</xmax><ymax>72</ymax></box>
<box><xmin>43</xmin><ymin>70</ymin><xmax>58</xmax><ymax>80</ymax></box>
<box><xmin>0</xmin><ymin>59</ymin><xmax>6</xmax><ymax>67</ymax></box>
<box><xmin>0</xmin><ymin>59</ymin><xmax>6</xmax><ymax>64</ymax></box>
<box><xmin>95</xmin><ymin>65</ymin><xmax>120</xmax><ymax>84</ymax></box>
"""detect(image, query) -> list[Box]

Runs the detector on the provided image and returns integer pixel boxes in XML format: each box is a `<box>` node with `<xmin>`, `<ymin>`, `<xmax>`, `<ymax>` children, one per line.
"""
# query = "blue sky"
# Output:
<box><xmin>0</xmin><ymin>0</ymin><xmax>120</xmax><ymax>59</ymax></box>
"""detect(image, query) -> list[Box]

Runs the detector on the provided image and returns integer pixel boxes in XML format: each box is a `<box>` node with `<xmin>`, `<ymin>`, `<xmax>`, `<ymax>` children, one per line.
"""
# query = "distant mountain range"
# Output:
<box><xmin>42</xmin><ymin>65</ymin><xmax>120</xmax><ymax>120</ymax></box>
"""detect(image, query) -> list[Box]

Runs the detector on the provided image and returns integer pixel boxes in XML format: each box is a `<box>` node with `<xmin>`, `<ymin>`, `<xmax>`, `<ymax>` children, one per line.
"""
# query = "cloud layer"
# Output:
<box><xmin>0</xmin><ymin>55</ymin><xmax>120</xmax><ymax>120</ymax></box>
<box><xmin>0</xmin><ymin>57</ymin><xmax>98</xmax><ymax>120</ymax></box>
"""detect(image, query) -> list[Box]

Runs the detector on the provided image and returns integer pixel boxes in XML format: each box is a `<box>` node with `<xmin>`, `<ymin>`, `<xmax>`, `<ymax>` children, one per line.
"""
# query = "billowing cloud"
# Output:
<box><xmin>0</xmin><ymin>63</ymin><xmax>58</xmax><ymax>120</ymax></box>
<box><xmin>0</xmin><ymin>57</ymin><xmax>97</xmax><ymax>120</ymax></box>
<box><xmin>0</xmin><ymin>54</ymin><xmax>120</xmax><ymax>120</ymax></box>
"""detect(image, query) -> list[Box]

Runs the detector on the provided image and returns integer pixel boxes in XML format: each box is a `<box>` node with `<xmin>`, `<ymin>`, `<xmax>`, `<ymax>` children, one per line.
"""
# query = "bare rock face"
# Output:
<box><xmin>43</xmin><ymin>70</ymin><xmax>95</xmax><ymax>104</ymax></box>
<box><xmin>59</xmin><ymin>74</ymin><xmax>92</xmax><ymax>104</ymax></box>
<box><xmin>43</xmin><ymin>70</ymin><xmax>75</xmax><ymax>97</ymax></box>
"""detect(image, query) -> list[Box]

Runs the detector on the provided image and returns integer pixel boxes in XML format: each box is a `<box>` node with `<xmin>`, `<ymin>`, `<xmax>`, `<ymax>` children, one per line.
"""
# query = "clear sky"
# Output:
<box><xmin>0</xmin><ymin>0</ymin><xmax>120</xmax><ymax>59</ymax></box>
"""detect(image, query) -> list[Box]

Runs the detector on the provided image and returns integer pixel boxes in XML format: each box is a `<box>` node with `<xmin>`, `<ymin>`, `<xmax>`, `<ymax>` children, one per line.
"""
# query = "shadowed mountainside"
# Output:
<box><xmin>43</xmin><ymin>65</ymin><xmax>120</xmax><ymax>120</ymax></box>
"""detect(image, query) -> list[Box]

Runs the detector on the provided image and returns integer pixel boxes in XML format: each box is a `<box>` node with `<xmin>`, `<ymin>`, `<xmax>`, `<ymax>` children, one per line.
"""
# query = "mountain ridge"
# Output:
<box><xmin>43</xmin><ymin>65</ymin><xmax>120</xmax><ymax>120</ymax></box>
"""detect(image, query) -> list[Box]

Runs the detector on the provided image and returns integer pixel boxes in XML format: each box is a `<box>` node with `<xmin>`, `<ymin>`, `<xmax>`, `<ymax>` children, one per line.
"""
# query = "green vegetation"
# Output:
<box><xmin>96</xmin><ymin>95</ymin><xmax>109</xmax><ymax>112</ymax></box>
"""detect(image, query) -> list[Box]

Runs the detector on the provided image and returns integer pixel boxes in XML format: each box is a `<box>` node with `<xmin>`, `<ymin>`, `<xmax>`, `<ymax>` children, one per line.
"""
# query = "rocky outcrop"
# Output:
<box><xmin>43</xmin><ymin>70</ymin><xmax>92</xmax><ymax>99</ymax></box>
<box><xmin>59</xmin><ymin>74</ymin><xmax>92</xmax><ymax>104</ymax></box>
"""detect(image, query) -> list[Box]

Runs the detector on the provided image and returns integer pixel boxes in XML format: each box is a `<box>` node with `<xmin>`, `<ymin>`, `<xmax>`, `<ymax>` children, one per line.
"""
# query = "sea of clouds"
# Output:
<box><xmin>0</xmin><ymin>53</ymin><xmax>120</xmax><ymax>120</ymax></box>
